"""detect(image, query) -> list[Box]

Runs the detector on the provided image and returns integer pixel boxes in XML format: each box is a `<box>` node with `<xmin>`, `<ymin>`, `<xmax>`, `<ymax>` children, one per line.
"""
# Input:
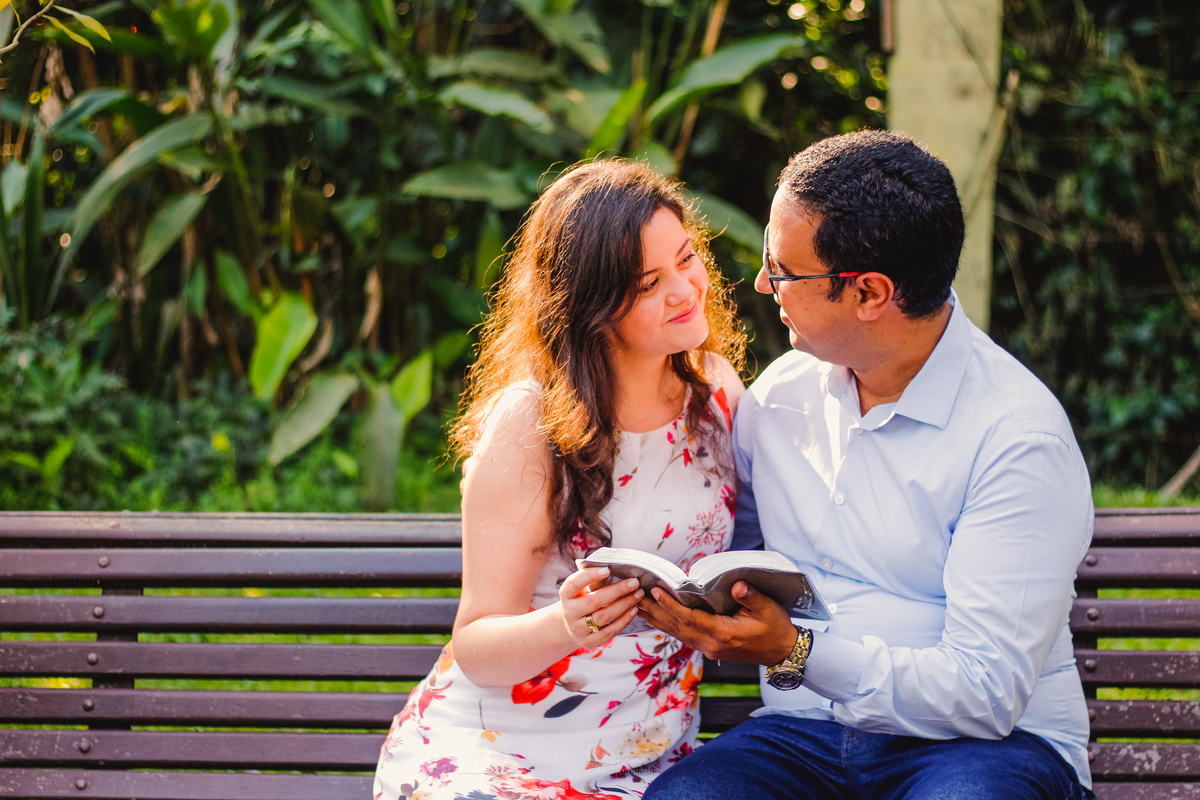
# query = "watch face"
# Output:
<box><xmin>768</xmin><ymin>670</ymin><xmax>803</xmax><ymax>691</ymax></box>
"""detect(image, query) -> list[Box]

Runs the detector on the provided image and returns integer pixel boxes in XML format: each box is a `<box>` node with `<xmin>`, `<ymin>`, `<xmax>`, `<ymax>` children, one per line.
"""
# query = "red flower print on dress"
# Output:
<box><xmin>682</xmin><ymin>448</ymin><xmax>692</xmax><ymax>466</ymax></box>
<box><xmin>666</xmin><ymin>431</ymin><xmax>675</xmax><ymax>444</ymax></box>
<box><xmin>631</xmin><ymin>643</ymin><xmax>662</xmax><ymax>686</ymax></box>
<box><xmin>713</xmin><ymin>386</ymin><xmax>732</xmax><ymax>431</ymax></box>
<box><xmin>721</xmin><ymin>484</ymin><xmax>736</xmax><ymax>518</ymax></box>
<box><xmin>687</xmin><ymin>510</ymin><xmax>727</xmax><ymax>548</ymax></box>
<box><xmin>512</xmin><ymin>656</ymin><xmax>570</xmax><ymax>705</ymax></box>
<box><xmin>618</xmin><ymin>474</ymin><xmax>633</xmax><ymax>487</ymax></box>
<box><xmin>656</xmin><ymin>523</ymin><xmax>675</xmax><ymax>550</ymax></box>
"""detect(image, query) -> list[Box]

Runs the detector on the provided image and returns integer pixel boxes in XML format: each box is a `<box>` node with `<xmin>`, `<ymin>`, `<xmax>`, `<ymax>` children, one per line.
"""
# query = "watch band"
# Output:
<box><xmin>765</xmin><ymin>625</ymin><xmax>813</xmax><ymax>691</ymax></box>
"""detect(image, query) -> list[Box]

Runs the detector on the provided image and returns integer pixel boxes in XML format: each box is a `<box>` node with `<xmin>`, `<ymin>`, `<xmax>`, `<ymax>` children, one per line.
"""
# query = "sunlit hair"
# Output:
<box><xmin>450</xmin><ymin>159</ymin><xmax>746</xmax><ymax>558</ymax></box>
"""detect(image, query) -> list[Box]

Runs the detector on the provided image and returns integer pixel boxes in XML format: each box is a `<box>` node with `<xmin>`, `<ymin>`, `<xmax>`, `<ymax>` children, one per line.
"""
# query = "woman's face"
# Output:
<box><xmin>608</xmin><ymin>207</ymin><xmax>710</xmax><ymax>362</ymax></box>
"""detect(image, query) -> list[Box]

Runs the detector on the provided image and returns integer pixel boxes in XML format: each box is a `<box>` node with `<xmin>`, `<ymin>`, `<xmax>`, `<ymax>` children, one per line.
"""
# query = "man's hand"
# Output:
<box><xmin>637</xmin><ymin>581</ymin><xmax>799</xmax><ymax>664</ymax></box>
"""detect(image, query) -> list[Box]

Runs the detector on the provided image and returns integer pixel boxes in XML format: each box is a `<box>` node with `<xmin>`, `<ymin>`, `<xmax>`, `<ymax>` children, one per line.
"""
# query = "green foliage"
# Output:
<box><xmin>993</xmin><ymin>0</ymin><xmax>1200</xmax><ymax>491</ymax></box>
<box><xmin>0</xmin><ymin>0</ymin><xmax>887</xmax><ymax>511</ymax></box>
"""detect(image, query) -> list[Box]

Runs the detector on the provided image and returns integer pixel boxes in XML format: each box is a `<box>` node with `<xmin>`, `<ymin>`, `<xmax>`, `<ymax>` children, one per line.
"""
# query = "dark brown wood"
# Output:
<box><xmin>0</xmin><ymin>730</ymin><xmax>380</xmax><ymax>770</ymax></box>
<box><xmin>0</xmin><ymin>547</ymin><xmax>463</xmax><ymax>588</ymax></box>
<box><xmin>0</xmin><ymin>641</ymin><xmax>443</xmax><ymax>681</ymax></box>
<box><xmin>1092</xmin><ymin>785</ymin><xmax>1200</xmax><ymax>800</ymax></box>
<box><xmin>0</xmin><ymin>768</ymin><xmax>372</xmax><ymax>800</ymax></box>
<box><xmin>697</xmin><ymin>696</ymin><xmax>760</xmax><ymax>731</ymax></box>
<box><xmin>702</xmin><ymin>658</ymin><xmax>760</xmax><ymax>682</ymax></box>
<box><xmin>1</xmin><ymin>507</ymin><xmax>1198</xmax><ymax>797</ymax></box>
<box><xmin>0</xmin><ymin>594</ymin><xmax>460</xmax><ymax>633</ymax></box>
<box><xmin>0</xmin><ymin>688</ymin><xmax>401</xmax><ymax>728</ymax></box>
<box><xmin>1094</xmin><ymin>508</ymin><xmax>1200</xmax><ymax>547</ymax></box>
<box><xmin>1076</xmin><ymin>650</ymin><xmax>1200</xmax><ymax>688</ymax></box>
<box><xmin>1076</xmin><ymin>548</ymin><xmax>1200</xmax><ymax>588</ymax></box>
<box><xmin>1069</xmin><ymin>598</ymin><xmax>1200</xmax><ymax>637</ymax></box>
<box><xmin>1091</xmin><ymin>742</ymin><xmax>1200</xmax><ymax>780</ymax></box>
<box><xmin>0</xmin><ymin>511</ymin><xmax>463</xmax><ymax>548</ymax></box>
<box><xmin>1088</xmin><ymin>700</ymin><xmax>1200</xmax><ymax>737</ymax></box>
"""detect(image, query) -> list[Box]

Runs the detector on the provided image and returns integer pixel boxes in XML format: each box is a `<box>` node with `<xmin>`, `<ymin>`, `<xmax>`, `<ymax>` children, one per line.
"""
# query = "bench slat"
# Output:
<box><xmin>0</xmin><ymin>641</ymin><xmax>442</xmax><ymax>681</ymax></box>
<box><xmin>0</xmin><ymin>769</ymin><xmax>373</xmax><ymax>800</ymax></box>
<box><xmin>1094</xmin><ymin>508</ymin><xmax>1200</xmax><ymax>547</ymax></box>
<box><xmin>1077</xmin><ymin>650</ymin><xmax>1200</xmax><ymax>687</ymax></box>
<box><xmin>1089</xmin><ymin>700</ymin><xmax>1200</xmax><ymax>736</ymax></box>
<box><xmin>0</xmin><ymin>548</ymin><xmax>463</xmax><ymax>588</ymax></box>
<box><xmin>1069</xmin><ymin>598</ymin><xmax>1200</xmax><ymax>637</ymax></box>
<box><xmin>1076</xmin><ymin>548</ymin><xmax>1200</xmax><ymax>588</ymax></box>
<box><xmin>1091</xmin><ymin>743</ymin><xmax>1200</xmax><ymax>780</ymax></box>
<box><xmin>0</xmin><ymin>512</ymin><xmax>462</xmax><ymax>548</ymax></box>
<box><xmin>6</xmin><ymin>687</ymin><xmax>1198</xmax><ymax>739</ymax></box>
<box><xmin>0</xmin><ymin>730</ymin><xmax>379</xmax><ymax>771</ymax></box>
<box><xmin>0</xmin><ymin>688</ymin><xmax>401</xmax><ymax>728</ymax></box>
<box><xmin>1092</xmin><ymin>784</ymin><xmax>1200</xmax><ymax>800</ymax></box>
<box><xmin>0</xmin><ymin>595</ymin><xmax>460</xmax><ymax>633</ymax></box>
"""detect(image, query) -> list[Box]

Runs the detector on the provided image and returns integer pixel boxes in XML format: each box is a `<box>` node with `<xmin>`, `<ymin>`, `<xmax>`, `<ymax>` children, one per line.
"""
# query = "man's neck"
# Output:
<box><xmin>851</xmin><ymin>302</ymin><xmax>953</xmax><ymax>416</ymax></box>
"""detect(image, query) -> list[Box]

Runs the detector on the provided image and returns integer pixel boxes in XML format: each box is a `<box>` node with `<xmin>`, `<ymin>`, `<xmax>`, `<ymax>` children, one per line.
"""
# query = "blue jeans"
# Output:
<box><xmin>643</xmin><ymin>716</ymin><xmax>1093</xmax><ymax>800</ymax></box>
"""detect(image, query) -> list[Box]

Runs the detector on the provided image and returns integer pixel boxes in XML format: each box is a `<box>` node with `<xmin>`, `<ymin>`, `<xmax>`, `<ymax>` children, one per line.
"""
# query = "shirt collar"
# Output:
<box><xmin>891</xmin><ymin>290</ymin><xmax>973</xmax><ymax>430</ymax></box>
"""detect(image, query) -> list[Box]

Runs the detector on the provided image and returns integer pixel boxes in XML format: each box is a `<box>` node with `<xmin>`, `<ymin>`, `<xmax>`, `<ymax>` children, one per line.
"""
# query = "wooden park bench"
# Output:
<box><xmin>1</xmin><ymin>508</ymin><xmax>1198</xmax><ymax>799</ymax></box>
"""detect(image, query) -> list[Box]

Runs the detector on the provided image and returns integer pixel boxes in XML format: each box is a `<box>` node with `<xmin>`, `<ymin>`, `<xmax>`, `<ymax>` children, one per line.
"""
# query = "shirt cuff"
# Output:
<box><xmin>802</xmin><ymin>629</ymin><xmax>864</xmax><ymax>703</ymax></box>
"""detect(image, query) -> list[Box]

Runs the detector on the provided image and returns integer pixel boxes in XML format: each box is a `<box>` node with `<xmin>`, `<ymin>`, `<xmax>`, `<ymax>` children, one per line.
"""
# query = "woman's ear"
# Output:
<box><xmin>854</xmin><ymin>273</ymin><xmax>895</xmax><ymax>321</ymax></box>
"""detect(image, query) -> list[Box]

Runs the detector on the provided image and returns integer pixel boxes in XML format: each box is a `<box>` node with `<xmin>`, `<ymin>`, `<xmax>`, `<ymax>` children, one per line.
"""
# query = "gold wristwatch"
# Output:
<box><xmin>765</xmin><ymin>625</ymin><xmax>813</xmax><ymax>691</ymax></box>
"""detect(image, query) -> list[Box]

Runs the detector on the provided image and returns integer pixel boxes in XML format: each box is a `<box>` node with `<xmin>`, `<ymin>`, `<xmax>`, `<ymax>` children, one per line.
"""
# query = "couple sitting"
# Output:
<box><xmin>374</xmin><ymin>131</ymin><xmax>1095</xmax><ymax>800</ymax></box>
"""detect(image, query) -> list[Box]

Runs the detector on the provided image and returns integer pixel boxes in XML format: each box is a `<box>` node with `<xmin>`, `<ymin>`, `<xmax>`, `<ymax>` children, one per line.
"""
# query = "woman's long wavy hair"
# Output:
<box><xmin>450</xmin><ymin>160</ymin><xmax>746</xmax><ymax>558</ymax></box>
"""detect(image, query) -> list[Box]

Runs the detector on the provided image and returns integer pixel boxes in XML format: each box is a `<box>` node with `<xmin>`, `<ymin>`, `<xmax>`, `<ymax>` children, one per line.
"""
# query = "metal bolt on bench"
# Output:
<box><xmin>1</xmin><ymin>509</ymin><xmax>1198</xmax><ymax>799</ymax></box>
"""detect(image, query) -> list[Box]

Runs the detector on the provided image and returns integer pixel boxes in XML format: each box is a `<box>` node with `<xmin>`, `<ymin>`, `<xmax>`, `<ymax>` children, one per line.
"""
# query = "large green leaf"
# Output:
<box><xmin>358</xmin><ymin>382</ymin><xmax>403</xmax><ymax>510</ymax></box>
<box><xmin>402</xmin><ymin>161</ymin><xmax>529</xmax><ymax>209</ymax></box>
<box><xmin>254</xmin><ymin>75</ymin><xmax>368</xmax><ymax>118</ymax></box>
<box><xmin>248</xmin><ymin>293</ymin><xmax>317</xmax><ymax>400</ymax></box>
<box><xmin>648</xmin><ymin>35</ymin><xmax>808</xmax><ymax>124</ymax></box>
<box><xmin>438</xmin><ymin>82</ymin><xmax>554</xmax><ymax>134</ymax></box>
<box><xmin>586</xmin><ymin>80</ymin><xmax>646</xmax><ymax>157</ymax></box>
<box><xmin>49</xmin><ymin>113</ymin><xmax>214</xmax><ymax>313</ymax></box>
<box><xmin>390</xmin><ymin>350</ymin><xmax>433</xmax><ymax>422</ymax></box>
<box><xmin>511</xmin><ymin>0</ymin><xmax>610</xmax><ymax>73</ymax></box>
<box><xmin>51</xmin><ymin>88</ymin><xmax>128</xmax><ymax>134</ymax></box>
<box><xmin>152</xmin><ymin>0</ymin><xmax>231</xmax><ymax>62</ymax></box>
<box><xmin>688</xmin><ymin>191</ymin><xmax>764</xmax><ymax>252</ymax></box>
<box><xmin>475</xmin><ymin>209</ymin><xmax>505</xmax><ymax>289</ymax></box>
<box><xmin>308</xmin><ymin>0</ymin><xmax>373</xmax><ymax>54</ymax></box>
<box><xmin>268</xmin><ymin>371</ymin><xmax>360</xmax><ymax>465</ymax></box>
<box><xmin>136</xmin><ymin>191</ymin><xmax>209</xmax><ymax>277</ymax></box>
<box><xmin>22</xmin><ymin>129</ymin><xmax>45</xmax><ymax>323</ymax></box>
<box><xmin>215</xmin><ymin>250</ymin><xmax>262</xmax><ymax>322</ymax></box>
<box><xmin>429</xmin><ymin>49</ymin><xmax>558</xmax><ymax>83</ymax></box>
<box><xmin>2</xmin><ymin>159</ymin><xmax>26</xmax><ymax>217</ymax></box>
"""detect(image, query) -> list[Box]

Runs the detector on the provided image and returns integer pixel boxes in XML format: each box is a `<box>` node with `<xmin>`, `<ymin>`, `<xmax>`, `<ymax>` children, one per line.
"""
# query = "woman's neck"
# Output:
<box><xmin>611</xmin><ymin>353</ymin><xmax>684</xmax><ymax>434</ymax></box>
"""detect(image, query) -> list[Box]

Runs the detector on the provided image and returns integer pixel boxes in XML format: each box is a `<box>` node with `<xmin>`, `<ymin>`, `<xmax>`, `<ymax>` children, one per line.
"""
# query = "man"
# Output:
<box><xmin>640</xmin><ymin>131</ymin><xmax>1094</xmax><ymax>799</ymax></box>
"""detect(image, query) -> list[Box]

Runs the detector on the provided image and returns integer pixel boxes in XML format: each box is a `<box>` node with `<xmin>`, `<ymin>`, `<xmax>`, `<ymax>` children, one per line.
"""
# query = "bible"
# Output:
<box><xmin>579</xmin><ymin>547</ymin><xmax>832</xmax><ymax>619</ymax></box>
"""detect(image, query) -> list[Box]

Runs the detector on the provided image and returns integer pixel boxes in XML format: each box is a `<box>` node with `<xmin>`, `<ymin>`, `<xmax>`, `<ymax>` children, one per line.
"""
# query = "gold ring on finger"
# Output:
<box><xmin>585</xmin><ymin>614</ymin><xmax>601</xmax><ymax>634</ymax></box>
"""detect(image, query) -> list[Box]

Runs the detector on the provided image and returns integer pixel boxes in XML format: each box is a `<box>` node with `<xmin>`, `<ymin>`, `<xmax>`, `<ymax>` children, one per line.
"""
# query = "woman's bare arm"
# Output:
<box><xmin>451</xmin><ymin>389</ymin><xmax>643</xmax><ymax>686</ymax></box>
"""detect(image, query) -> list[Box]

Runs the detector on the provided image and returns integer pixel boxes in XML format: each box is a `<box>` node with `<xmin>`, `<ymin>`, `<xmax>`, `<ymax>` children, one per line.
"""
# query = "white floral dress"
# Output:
<box><xmin>374</xmin><ymin>384</ymin><xmax>736</xmax><ymax>800</ymax></box>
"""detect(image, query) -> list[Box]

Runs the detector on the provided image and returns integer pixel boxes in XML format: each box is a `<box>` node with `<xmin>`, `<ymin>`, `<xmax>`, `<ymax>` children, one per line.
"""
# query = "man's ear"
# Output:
<box><xmin>854</xmin><ymin>273</ymin><xmax>894</xmax><ymax>321</ymax></box>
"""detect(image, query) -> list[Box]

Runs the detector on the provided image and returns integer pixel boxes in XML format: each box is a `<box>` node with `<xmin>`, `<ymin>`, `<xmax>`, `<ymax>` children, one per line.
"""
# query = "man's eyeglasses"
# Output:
<box><xmin>762</xmin><ymin>230</ymin><xmax>863</xmax><ymax>294</ymax></box>
<box><xmin>765</xmin><ymin>271</ymin><xmax>864</xmax><ymax>294</ymax></box>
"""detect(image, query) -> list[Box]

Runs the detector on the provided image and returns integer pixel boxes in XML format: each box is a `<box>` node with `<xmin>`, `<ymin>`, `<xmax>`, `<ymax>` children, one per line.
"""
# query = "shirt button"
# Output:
<box><xmin>828</xmin><ymin>603</ymin><xmax>838</xmax><ymax>614</ymax></box>
<box><xmin>834</xmin><ymin>494</ymin><xmax>845</xmax><ymax>505</ymax></box>
<box><xmin>855</xmin><ymin>428</ymin><xmax>864</xmax><ymax>435</ymax></box>
<box><xmin>822</xmin><ymin>558</ymin><xmax>833</xmax><ymax>570</ymax></box>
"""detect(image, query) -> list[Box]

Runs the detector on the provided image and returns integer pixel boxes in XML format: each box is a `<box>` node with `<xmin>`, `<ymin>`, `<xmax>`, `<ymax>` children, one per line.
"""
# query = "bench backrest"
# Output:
<box><xmin>1</xmin><ymin>508</ymin><xmax>1198</xmax><ymax>800</ymax></box>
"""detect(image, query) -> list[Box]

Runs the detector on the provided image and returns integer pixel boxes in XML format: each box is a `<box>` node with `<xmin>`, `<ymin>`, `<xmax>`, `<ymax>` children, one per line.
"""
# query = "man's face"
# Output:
<box><xmin>755</xmin><ymin>188</ymin><xmax>859</xmax><ymax>361</ymax></box>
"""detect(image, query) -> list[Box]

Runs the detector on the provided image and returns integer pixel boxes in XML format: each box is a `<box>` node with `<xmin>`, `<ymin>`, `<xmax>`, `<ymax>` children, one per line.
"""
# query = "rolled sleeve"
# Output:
<box><xmin>805</xmin><ymin>431</ymin><xmax>1093</xmax><ymax>740</ymax></box>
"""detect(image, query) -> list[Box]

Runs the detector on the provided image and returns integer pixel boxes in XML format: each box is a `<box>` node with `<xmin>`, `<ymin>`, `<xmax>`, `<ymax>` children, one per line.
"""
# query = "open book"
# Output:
<box><xmin>579</xmin><ymin>547</ymin><xmax>831</xmax><ymax>619</ymax></box>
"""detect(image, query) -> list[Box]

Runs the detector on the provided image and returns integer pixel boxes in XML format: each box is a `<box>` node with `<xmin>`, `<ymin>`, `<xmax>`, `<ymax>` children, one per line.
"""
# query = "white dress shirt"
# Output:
<box><xmin>731</xmin><ymin>292</ymin><xmax>1094</xmax><ymax>787</ymax></box>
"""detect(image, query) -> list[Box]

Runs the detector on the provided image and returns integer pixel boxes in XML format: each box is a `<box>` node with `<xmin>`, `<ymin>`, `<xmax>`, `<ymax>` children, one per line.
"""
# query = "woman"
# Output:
<box><xmin>374</xmin><ymin>160</ymin><xmax>746</xmax><ymax>800</ymax></box>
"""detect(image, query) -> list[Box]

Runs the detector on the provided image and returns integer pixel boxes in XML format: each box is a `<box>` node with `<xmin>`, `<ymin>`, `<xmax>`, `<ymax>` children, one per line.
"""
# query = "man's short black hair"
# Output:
<box><xmin>777</xmin><ymin>130</ymin><xmax>964</xmax><ymax>319</ymax></box>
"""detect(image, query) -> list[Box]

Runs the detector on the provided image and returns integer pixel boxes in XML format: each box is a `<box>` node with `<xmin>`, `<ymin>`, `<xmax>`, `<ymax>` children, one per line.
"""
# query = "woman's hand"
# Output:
<box><xmin>558</xmin><ymin>567</ymin><xmax>644</xmax><ymax>648</ymax></box>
